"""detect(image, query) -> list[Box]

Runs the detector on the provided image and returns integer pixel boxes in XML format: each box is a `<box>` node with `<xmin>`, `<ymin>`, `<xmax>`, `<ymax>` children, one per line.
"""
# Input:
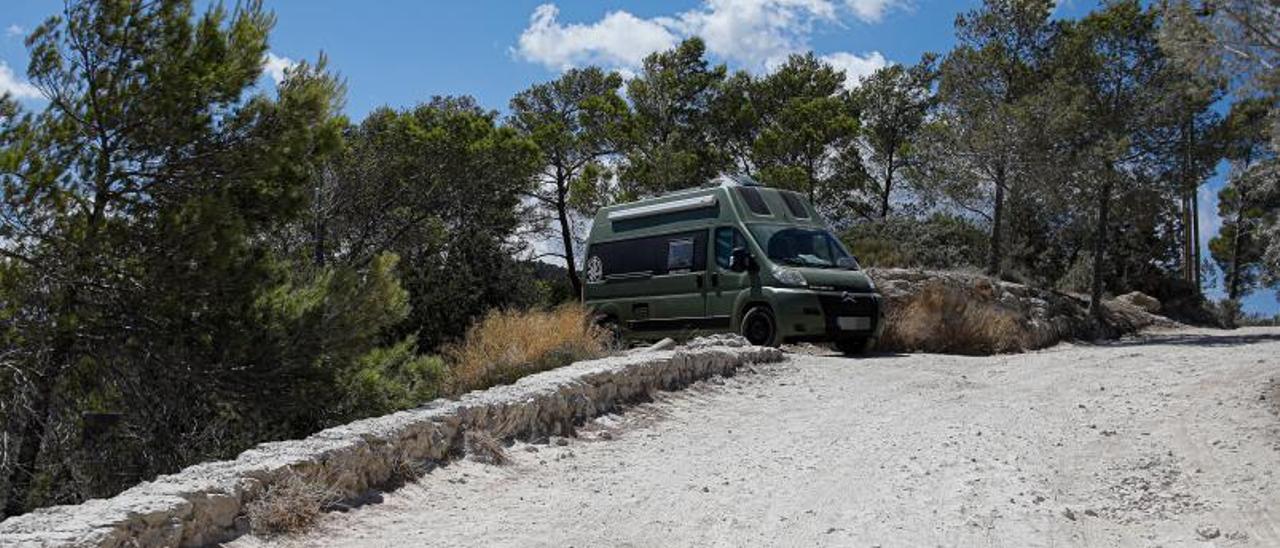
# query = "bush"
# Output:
<box><xmin>445</xmin><ymin>304</ymin><xmax>608</xmax><ymax>394</ymax></box>
<box><xmin>245</xmin><ymin>472</ymin><xmax>341</xmax><ymax>536</ymax></box>
<box><xmin>843</xmin><ymin>214</ymin><xmax>987</xmax><ymax>269</ymax></box>
<box><xmin>879</xmin><ymin>281</ymin><xmax>1029</xmax><ymax>355</ymax></box>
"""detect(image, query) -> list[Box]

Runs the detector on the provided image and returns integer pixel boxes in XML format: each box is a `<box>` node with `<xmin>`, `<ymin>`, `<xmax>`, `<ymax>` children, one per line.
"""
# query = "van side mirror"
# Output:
<box><xmin>729</xmin><ymin>247</ymin><xmax>756</xmax><ymax>273</ymax></box>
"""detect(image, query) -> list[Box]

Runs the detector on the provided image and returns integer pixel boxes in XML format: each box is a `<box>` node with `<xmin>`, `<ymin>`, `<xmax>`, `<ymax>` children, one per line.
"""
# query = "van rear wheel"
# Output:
<box><xmin>740</xmin><ymin>305</ymin><xmax>779</xmax><ymax>347</ymax></box>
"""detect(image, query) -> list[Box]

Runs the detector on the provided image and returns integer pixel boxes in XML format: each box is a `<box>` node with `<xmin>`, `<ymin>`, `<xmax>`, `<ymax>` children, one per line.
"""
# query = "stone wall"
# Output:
<box><xmin>0</xmin><ymin>340</ymin><xmax>784</xmax><ymax>547</ymax></box>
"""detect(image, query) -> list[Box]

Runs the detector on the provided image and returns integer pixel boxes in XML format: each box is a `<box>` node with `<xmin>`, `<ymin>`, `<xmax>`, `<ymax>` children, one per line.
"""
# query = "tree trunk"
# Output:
<box><xmin>1191</xmin><ymin>187</ymin><xmax>1201</xmax><ymax>293</ymax></box>
<box><xmin>1228</xmin><ymin>203</ymin><xmax>1246</xmax><ymax>300</ymax></box>
<box><xmin>987</xmin><ymin>163</ymin><xmax>1006</xmax><ymax>277</ymax></box>
<box><xmin>1090</xmin><ymin>172</ymin><xmax>1112</xmax><ymax>322</ymax></box>
<box><xmin>555</xmin><ymin>176</ymin><xmax>582</xmax><ymax>300</ymax></box>
<box><xmin>879</xmin><ymin>150</ymin><xmax>894</xmax><ymax>219</ymax></box>
<box><xmin>3</xmin><ymin>361</ymin><xmax>56</xmax><ymax>517</ymax></box>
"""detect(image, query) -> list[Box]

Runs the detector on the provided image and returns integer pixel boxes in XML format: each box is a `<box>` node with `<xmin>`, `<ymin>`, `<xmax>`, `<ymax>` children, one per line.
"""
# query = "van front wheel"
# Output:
<box><xmin>740</xmin><ymin>305</ymin><xmax>779</xmax><ymax>347</ymax></box>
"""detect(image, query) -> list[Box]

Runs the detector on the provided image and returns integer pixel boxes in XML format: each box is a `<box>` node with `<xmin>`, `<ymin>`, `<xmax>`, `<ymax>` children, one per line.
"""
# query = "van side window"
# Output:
<box><xmin>667</xmin><ymin>238</ymin><xmax>695</xmax><ymax>271</ymax></box>
<box><xmin>714</xmin><ymin>227</ymin><xmax>747</xmax><ymax>269</ymax></box>
<box><xmin>589</xmin><ymin>230</ymin><xmax>707</xmax><ymax>280</ymax></box>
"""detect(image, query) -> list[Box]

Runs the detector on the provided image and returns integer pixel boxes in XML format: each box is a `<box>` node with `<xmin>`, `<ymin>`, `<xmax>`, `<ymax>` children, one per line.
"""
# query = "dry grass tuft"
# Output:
<box><xmin>245</xmin><ymin>471</ymin><xmax>341</xmax><ymax>536</ymax></box>
<box><xmin>464</xmin><ymin>430</ymin><xmax>509</xmax><ymax>465</ymax></box>
<box><xmin>445</xmin><ymin>304</ymin><xmax>607</xmax><ymax>394</ymax></box>
<box><xmin>880</xmin><ymin>281</ymin><xmax>1030</xmax><ymax>355</ymax></box>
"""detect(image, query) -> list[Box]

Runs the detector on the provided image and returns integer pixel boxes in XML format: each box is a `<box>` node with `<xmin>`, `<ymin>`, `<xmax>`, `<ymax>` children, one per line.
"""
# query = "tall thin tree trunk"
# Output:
<box><xmin>1091</xmin><ymin>172</ymin><xmax>1112</xmax><ymax>322</ymax></box>
<box><xmin>1228</xmin><ymin>202</ymin><xmax>1246</xmax><ymax>300</ymax></box>
<box><xmin>1179</xmin><ymin>193</ymin><xmax>1190</xmax><ymax>283</ymax></box>
<box><xmin>556</xmin><ymin>177</ymin><xmax>582</xmax><ymax>300</ymax></box>
<box><xmin>879</xmin><ymin>150</ymin><xmax>894</xmax><ymax>219</ymax></box>
<box><xmin>988</xmin><ymin>163</ymin><xmax>1006</xmax><ymax>277</ymax></box>
<box><xmin>1191</xmin><ymin>192</ymin><xmax>1201</xmax><ymax>293</ymax></box>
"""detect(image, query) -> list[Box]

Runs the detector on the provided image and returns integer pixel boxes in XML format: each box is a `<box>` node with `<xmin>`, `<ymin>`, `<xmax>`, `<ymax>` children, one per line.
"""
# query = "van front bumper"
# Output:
<box><xmin>768</xmin><ymin>288</ymin><xmax>885</xmax><ymax>344</ymax></box>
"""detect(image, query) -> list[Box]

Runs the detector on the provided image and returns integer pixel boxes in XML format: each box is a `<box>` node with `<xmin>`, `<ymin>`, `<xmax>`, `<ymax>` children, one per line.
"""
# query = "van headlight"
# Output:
<box><xmin>771</xmin><ymin>266</ymin><xmax>807</xmax><ymax>287</ymax></box>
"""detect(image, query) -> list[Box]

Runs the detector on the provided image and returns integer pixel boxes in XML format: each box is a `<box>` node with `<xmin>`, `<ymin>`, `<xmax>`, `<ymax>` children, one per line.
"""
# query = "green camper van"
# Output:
<box><xmin>582</xmin><ymin>175</ymin><xmax>885</xmax><ymax>354</ymax></box>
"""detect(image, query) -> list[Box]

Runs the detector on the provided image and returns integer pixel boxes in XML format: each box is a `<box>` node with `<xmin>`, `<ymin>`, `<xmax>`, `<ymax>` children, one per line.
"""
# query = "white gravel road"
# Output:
<box><xmin>234</xmin><ymin>327</ymin><xmax>1280</xmax><ymax>547</ymax></box>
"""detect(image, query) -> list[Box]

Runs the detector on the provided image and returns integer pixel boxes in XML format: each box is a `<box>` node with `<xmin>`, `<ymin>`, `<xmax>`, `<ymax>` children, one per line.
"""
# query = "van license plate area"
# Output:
<box><xmin>837</xmin><ymin>316</ymin><xmax>871</xmax><ymax>331</ymax></box>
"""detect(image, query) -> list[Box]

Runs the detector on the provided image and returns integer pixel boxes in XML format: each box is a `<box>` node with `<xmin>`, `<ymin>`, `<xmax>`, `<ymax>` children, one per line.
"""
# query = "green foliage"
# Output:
<box><xmin>751</xmin><ymin>53</ymin><xmax>862</xmax><ymax>213</ymax></box>
<box><xmin>623</xmin><ymin>38</ymin><xmax>729</xmax><ymax>195</ymax></box>
<box><xmin>843</xmin><ymin>214</ymin><xmax>987</xmax><ymax>269</ymax></box>
<box><xmin>855</xmin><ymin>57</ymin><xmax>936</xmax><ymax>219</ymax></box>
<box><xmin>509</xmin><ymin>66</ymin><xmax>629</xmax><ymax>295</ymax></box>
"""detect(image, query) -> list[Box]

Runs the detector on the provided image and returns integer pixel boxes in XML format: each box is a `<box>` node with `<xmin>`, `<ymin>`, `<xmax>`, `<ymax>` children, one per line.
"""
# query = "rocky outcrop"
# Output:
<box><xmin>1115</xmin><ymin>291</ymin><xmax>1162</xmax><ymax>314</ymax></box>
<box><xmin>0</xmin><ymin>340</ymin><xmax>783</xmax><ymax>548</ymax></box>
<box><xmin>869</xmin><ymin>268</ymin><xmax>1176</xmax><ymax>354</ymax></box>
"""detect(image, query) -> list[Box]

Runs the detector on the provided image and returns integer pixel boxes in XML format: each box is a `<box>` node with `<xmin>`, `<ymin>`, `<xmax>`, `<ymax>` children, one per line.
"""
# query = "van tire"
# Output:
<box><xmin>740</xmin><ymin>305</ymin><xmax>779</xmax><ymax>347</ymax></box>
<box><xmin>594</xmin><ymin>315</ymin><xmax>624</xmax><ymax>347</ymax></box>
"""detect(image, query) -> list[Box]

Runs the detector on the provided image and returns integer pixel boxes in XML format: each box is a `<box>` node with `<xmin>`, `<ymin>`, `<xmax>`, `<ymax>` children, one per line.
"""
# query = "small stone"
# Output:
<box><xmin>1062</xmin><ymin>508</ymin><xmax>1076</xmax><ymax>521</ymax></box>
<box><xmin>1196</xmin><ymin>525</ymin><xmax>1221</xmax><ymax>540</ymax></box>
<box><xmin>701</xmin><ymin>486</ymin><xmax>709</xmax><ymax>493</ymax></box>
<box><xmin>600</xmin><ymin>431</ymin><xmax>613</xmax><ymax>440</ymax></box>
<box><xmin>555</xmin><ymin>437</ymin><xmax>569</xmax><ymax>446</ymax></box>
<box><xmin>1083</xmin><ymin>509</ymin><xmax>1097</xmax><ymax>517</ymax></box>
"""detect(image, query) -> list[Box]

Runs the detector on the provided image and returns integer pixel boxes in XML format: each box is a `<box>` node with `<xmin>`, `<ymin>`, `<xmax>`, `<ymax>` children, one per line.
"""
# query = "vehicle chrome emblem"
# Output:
<box><xmin>841</xmin><ymin>291</ymin><xmax>858</xmax><ymax>304</ymax></box>
<box><xmin>586</xmin><ymin>255</ymin><xmax>604</xmax><ymax>283</ymax></box>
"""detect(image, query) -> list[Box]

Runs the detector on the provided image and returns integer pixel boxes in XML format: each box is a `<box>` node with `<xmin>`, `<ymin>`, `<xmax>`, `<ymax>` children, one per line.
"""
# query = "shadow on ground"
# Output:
<box><xmin>1104</xmin><ymin>331</ymin><xmax>1280</xmax><ymax>349</ymax></box>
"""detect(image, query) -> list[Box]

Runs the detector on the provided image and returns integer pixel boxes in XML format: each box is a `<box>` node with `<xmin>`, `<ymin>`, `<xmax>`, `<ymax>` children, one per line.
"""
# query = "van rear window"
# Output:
<box><xmin>586</xmin><ymin>230</ymin><xmax>707</xmax><ymax>282</ymax></box>
<box><xmin>736</xmin><ymin>187</ymin><xmax>772</xmax><ymax>216</ymax></box>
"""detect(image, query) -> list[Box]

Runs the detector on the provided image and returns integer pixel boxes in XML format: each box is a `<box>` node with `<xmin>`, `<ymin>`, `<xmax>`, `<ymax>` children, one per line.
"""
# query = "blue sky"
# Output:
<box><xmin>1</xmin><ymin>0</ymin><xmax>1275</xmax><ymax>315</ymax></box>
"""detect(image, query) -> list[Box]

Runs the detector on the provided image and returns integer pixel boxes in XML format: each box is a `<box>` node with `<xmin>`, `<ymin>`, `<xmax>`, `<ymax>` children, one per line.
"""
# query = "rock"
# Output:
<box><xmin>1062</xmin><ymin>508</ymin><xmax>1077</xmax><ymax>521</ymax></box>
<box><xmin>1116</xmin><ymin>291</ymin><xmax>1162</xmax><ymax>314</ymax></box>
<box><xmin>647</xmin><ymin>338</ymin><xmax>677</xmax><ymax>352</ymax></box>
<box><xmin>1196</xmin><ymin>525</ymin><xmax>1221</xmax><ymax>540</ymax></box>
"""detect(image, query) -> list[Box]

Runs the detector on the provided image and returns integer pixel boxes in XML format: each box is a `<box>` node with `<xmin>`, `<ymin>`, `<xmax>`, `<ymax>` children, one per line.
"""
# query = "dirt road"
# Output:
<box><xmin>235</xmin><ymin>327</ymin><xmax>1280</xmax><ymax>547</ymax></box>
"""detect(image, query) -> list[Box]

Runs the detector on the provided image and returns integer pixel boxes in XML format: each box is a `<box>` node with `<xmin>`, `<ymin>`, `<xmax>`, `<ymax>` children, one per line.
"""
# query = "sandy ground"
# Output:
<box><xmin>231</xmin><ymin>327</ymin><xmax>1280</xmax><ymax>548</ymax></box>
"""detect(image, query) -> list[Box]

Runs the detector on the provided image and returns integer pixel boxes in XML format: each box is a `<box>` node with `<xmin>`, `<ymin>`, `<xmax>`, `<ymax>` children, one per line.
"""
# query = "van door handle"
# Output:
<box><xmin>711</xmin><ymin>273</ymin><xmax>720</xmax><ymax>287</ymax></box>
<box><xmin>696</xmin><ymin>275</ymin><xmax>704</xmax><ymax>289</ymax></box>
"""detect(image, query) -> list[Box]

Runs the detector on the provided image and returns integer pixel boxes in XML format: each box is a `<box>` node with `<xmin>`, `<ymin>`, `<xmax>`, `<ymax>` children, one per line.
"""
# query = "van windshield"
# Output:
<box><xmin>747</xmin><ymin>224</ymin><xmax>857</xmax><ymax>269</ymax></box>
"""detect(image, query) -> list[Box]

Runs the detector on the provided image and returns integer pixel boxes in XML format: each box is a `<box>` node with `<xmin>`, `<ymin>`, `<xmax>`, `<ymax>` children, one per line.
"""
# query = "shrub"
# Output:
<box><xmin>444</xmin><ymin>304</ymin><xmax>607</xmax><ymax>394</ymax></box>
<box><xmin>843</xmin><ymin>214</ymin><xmax>987</xmax><ymax>269</ymax></box>
<box><xmin>245</xmin><ymin>472</ymin><xmax>341</xmax><ymax>536</ymax></box>
<box><xmin>879</xmin><ymin>281</ymin><xmax>1029</xmax><ymax>355</ymax></box>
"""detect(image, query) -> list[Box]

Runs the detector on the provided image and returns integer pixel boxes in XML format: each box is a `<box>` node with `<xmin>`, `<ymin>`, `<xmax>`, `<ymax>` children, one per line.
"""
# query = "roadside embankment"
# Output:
<box><xmin>869</xmin><ymin>268</ymin><xmax>1179</xmax><ymax>355</ymax></box>
<box><xmin>0</xmin><ymin>338</ymin><xmax>782</xmax><ymax>548</ymax></box>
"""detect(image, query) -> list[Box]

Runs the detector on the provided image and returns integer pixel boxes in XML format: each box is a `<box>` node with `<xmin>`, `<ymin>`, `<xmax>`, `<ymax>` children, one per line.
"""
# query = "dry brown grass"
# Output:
<box><xmin>445</xmin><ymin>304</ymin><xmax>608</xmax><ymax>395</ymax></box>
<box><xmin>879</xmin><ymin>281</ymin><xmax>1030</xmax><ymax>355</ymax></box>
<box><xmin>464</xmin><ymin>430</ymin><xmax>509</xmax><ymax>465</ymax></box>
<box><xmin>244</xmin><ymin>471</ymin><xmax>341</xmax><ymax>536</ymax></box>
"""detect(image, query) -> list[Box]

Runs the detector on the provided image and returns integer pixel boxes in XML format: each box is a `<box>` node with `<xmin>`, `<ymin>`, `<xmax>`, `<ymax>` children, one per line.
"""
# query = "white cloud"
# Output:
<box><xmin>5</xmin><ymin>25</ymin><xmax>23</xmax><ymax>38</ymax></box>
<box><xmin>262</xmin><ymin>52</ymin><xmax>296</xmax><ymax>85</ymax></box>
<box><xmin>516</xmin><ymin>4</ymin><xmax>678</xmax><ymax>71</ymax></box>
<box><xmin>821</xmin><ymin>51</ymin><xmax>889</xmax><ymax>88</ymax></box>
<box><xmin>0</xmin><ymin>61</ymin><xmax>40</xmax><ymax>99</ymax></box>
<box><xmin>515</xmin><ymin>1</ymin><xmax>902</xmax><ymax>74</ymax></box>
<box><xmin>844</xmin><ymin>0</ymin><xmax>907</xmax><ymax>23</ymax></box>
<box><xmin>671</xmin><ymin>0</ymin><xmax>839</xmax><ymax>69</ymax></box>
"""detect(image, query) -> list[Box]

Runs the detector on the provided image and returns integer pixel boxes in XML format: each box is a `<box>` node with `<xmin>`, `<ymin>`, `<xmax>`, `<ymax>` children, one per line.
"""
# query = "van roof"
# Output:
<box><xmin>589</xmin><ymin>175</ymin><xmax>827</xmax><ymax>243</ymax></box>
